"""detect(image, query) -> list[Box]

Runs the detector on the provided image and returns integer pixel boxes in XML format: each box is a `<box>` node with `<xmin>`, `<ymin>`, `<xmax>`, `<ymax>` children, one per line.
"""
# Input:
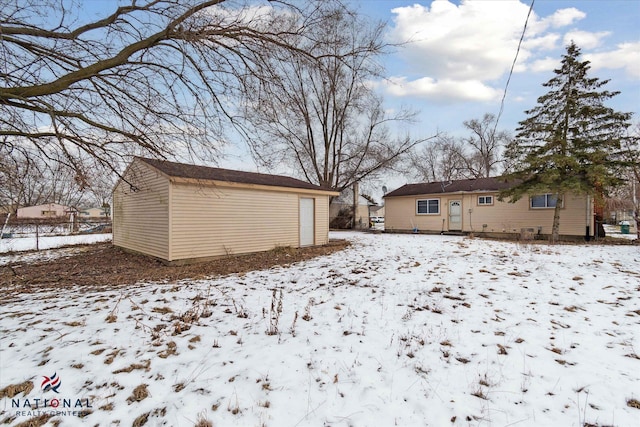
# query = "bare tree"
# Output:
<box><xmin>460</xmin><ymin>113</ymin><xmax>510</xmax><ymax>178</ymax></box>
<box><xmin>239</xmin><ymin>3</ymin><xmax>427</xmax><ymax>191</ymax></box>
<box><xmin>409</xmin><ymin>135</ymin><xmax>465</xmax><ymax>182</ymax></box>
<box><xmin>618</xmin><ymin>121</ymin><xmax>640</xmax><ymax>239</ymax></box>
<box><xmin>0</xmin><ymin>149</ymin><xmax>91</xmax><ymax>209</ymax></box>
<box><xmin>409</xmin><ymin>113</ymin><xmax>510</xmax><ymax>183</ymax></box>
<box><xmin>0</xmin><ymin>0</ymin><xmax>337</xmax><ymax>182</ymax></box>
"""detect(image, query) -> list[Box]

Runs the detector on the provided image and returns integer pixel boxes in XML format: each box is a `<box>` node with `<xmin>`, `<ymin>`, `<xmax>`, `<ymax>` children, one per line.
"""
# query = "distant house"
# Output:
<box><xmin>16</xmin><ymin>203</ymin><xmax>73</xmax><ymax>219</ymax></box>
<box><xmin>384</xmin><ymin>177</ymin><xmax>595</xmax><ymax>239</ymax></box>
<box><xmin>80</xmin><ymin>207</ymin><xmax>109</xmax><ymax>218</ymax></box>
<box><xmin>113</xmin><ymin>157</ymin><xmax>339</xmax><ymax>264</ymax></box>
<box><xmin>329</xmin><ymin>188</ymin><xmax>372</xmax><ymax>229</ymax></box>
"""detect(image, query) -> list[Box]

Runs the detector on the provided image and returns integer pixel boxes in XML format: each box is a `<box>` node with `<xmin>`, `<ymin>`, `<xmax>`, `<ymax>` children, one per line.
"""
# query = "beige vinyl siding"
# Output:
<box><xmin>385</xmin><ymin>197</ymin><xmax>444</xmax><ymax>232</ymax></box>
<box><xmin>385</xmin><ymin>192</ymin><xmax>590</xmax><ymax>236</ymax></box>
<box><xmin>113</xmin><ymin>158</ymin><xmax>335</xmax><ymax>262</ymax></box>
<box><xmin>17</xmin><ymin>203</ymin><xmax>69</xmax><ymax>218</ymax></box>
<box><xmin>113</xmin><ymin>162</ymin><xmax>170</xmax><ymax>259</ymax></box>
<box><xmin>170</xmin><ymin>182</ymin><xmax>301</xmax><ymax>260</ymax></box>
<box><xmin>467</xmin><ymin>193</ymin><xmax>589</xmax><ymax>236</ymax></box>
<box><xmin>315</xmin><ymin>195</ymin><xmax>330</xmax><ymax>245</ymax></box>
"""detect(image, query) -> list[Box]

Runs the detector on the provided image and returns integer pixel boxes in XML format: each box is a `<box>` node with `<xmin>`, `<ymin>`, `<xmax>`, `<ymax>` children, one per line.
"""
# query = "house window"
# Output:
<box><xmin>417</xmin><ymin>199</ymin><xmax>440</xmax><ymax>215</ymax></box>
<box><xmin>478</xmin><ymin>195</ymin><xmax>493</xmax><ymax>206</ymax></box>
<box><xmin>530</xmin><ymin>194</ymin><xmax>559</xmax><ymax>209</ymax></box>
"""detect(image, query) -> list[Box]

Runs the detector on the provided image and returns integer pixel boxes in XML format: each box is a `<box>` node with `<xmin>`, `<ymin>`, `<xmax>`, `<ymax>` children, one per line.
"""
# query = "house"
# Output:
<box><xmin>80</xmin><ymin>207</ymin><xmax>110</xmax><ymax>218</ymax></box>
<box><xmin>384</xmin><ymin>177</ymin><xmax>594</xmax><ymax>239</ymax></box>
<box><xmin>329</xmin><ymin>186</ymin><xmax>373</xmax><ymax>229</ymax></box>
<box><xmin>16</xmin><ymin>203</ymin><xmax>73</xmax><ymax>219</ymax></box>
<box><xmin>113</xmin><ymin>157</ymin><xmax>339</xmax><ymax>264</ymax></box>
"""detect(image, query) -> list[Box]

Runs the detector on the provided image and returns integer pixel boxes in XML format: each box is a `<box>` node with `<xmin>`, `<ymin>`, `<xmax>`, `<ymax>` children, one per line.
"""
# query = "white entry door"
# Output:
<box><xmin>299</xmin><ymin>198</ymin><xmax>315</xmax><ymax>246</ymax></box>
<box><xmin>449</xmin><ymin>200</ymin><xmax>462</xmax><ymax>231</ymax></box>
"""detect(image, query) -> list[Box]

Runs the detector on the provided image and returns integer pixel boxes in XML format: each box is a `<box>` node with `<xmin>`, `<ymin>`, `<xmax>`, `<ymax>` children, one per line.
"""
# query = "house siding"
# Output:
<box><xmin>17</xmin><ymin>203</ymin><xmax>70</xmax><ymax>218</ymax></box>
<box><xmin>113</xmin><ymin>161</ymin><xmax>170</xmax><ymax>260</ymax></box>
<box><xmin>170</xmin><ymin>182</ymin><xmax>330</xmax><ymax>261</ymax></box>
<box><xmin>315</xmin><ymin>195</ymin><xmax>330</xmax><ymax>245</ymax></box>
<box><xmin>385</xmin><ymin>192</ymin><xmax>591</xmax><ymax>237</ymax></box>
<box><xmin>80</xmin><ymin>207</ymin><xmax>108</xmax><ymax>218</ymax></box>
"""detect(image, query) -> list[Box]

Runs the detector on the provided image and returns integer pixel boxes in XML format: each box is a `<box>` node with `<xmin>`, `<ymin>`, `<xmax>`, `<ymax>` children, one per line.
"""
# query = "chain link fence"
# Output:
<box><xmin>0</xmin><ymin>215</ymin><xmax>112</xmax><ymax>253</ymax></box>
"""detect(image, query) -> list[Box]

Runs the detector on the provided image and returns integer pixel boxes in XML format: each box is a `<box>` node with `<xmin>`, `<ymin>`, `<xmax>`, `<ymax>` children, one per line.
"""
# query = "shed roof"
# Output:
<box><xmin>384</xmin><ymin>177</ymin><xmax>514</xmax><ymax>198</ymax></box>
<box><xmin>138</xmin><ymin>157</ymin><xmax>331</xmax><ymax>192</ymax></box>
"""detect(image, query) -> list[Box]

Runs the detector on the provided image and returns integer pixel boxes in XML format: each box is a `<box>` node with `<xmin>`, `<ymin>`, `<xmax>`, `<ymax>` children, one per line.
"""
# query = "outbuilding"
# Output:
<box><xmin>113</xmin><ymin>157</ymin><xmax>339</xmax><ymax>264</ymax></box>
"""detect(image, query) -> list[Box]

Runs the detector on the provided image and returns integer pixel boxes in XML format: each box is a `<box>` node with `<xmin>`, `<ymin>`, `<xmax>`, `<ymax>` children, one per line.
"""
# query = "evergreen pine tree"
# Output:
<box><xmin>501</xmin><ymin>42</ymin><xmax>633</xmax><ymax>241</ymax></box>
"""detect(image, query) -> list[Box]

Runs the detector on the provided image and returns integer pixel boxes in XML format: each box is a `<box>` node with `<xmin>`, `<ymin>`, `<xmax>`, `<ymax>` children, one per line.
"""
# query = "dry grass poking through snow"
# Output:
<box><xmin>0</xmin><ymin>232</ymin><xmax>639</xmax><ymax>426</ymax></box>
<box><xmin>0</xmin><ymin>240</ymin><xmax>350</xmax><ymax>294</ymax></box>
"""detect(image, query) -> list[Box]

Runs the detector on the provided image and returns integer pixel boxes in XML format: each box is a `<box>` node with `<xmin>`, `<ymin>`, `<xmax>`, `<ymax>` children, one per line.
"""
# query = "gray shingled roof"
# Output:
<box><xmin>384</xmin><ymin>177</ymin><xmax>514</xmax><ymax>198</ymax></box>
<box><xmin>138</xmin><ymin>157</ymin><xmax>331</xmax><ymax>191</ymax></box>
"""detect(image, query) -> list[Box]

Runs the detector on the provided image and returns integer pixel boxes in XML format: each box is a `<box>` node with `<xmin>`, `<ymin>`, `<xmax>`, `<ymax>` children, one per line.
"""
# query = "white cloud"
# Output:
<box><xmin>563</xmin><ymin>30</ymin><xmax>611</xmax><ymax>49</ymax></box>
<box><xmin>585</xmin><ymin>41</ymin><xmax>640</xmax><ymax>79</ymax></box>
<box><xmin>385</xmin><ymin>0</ymin><xmax>584</xmax><ymax>102</ymax></box>
<box><xmin>540</xmin><ymin>7</ymin><xmax>585</xmax><ymax>29</ymax></box>
<box><xmin>384</xmin><ymin>1</ymin><xmax>637</xmax><ymax>104</ymax></box>
<box><xmin>389</xmin><ymin>0</ymin><xmax>534</xmax><ymax>81</ymax></box>
<box><xmin>524</xmin><ymin>33</ymin><xmax>561</xmax><ymax>51</ymax></box>
<box><xmin>514</xmin><ymin>41</ymin><xmax>640</xmax><ymax>80</ymax></box>
<box><xmin>529</xmin><ymin>56</ymin><xmax>560</xmax><ymax>73</ymax></box>
<box><xmin>384</xmin><ymin>76</ymin><xmax>503</xmax><ymax>103</ymax></box>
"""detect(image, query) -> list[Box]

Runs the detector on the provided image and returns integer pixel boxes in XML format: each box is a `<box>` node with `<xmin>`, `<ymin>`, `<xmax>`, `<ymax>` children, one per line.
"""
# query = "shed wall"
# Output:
<box><xmin>385</xmin><ymin>192</ymin><xmax>591</xmax><ymax>236</ymax></box>
<box><xmin>169</xmin><ymin>183</ymin><xmax>330</xmax><ymax>261</ymax></box>
<box><xmin>113</xmin><ymin>161</ymin><xmax>170</xmax><ymax>259</ymax></box>
<box><xmin>315</xmin><ymin>195</ymin><xmax>330</xmax><ymax>245</ymax></box>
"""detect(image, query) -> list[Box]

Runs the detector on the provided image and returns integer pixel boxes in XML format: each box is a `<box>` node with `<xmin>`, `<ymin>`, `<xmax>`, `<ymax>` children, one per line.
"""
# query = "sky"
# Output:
<box><xmin>358</xmin><ymin>0</ymin><xmax>640</xmax><ymax>138</ymax></box>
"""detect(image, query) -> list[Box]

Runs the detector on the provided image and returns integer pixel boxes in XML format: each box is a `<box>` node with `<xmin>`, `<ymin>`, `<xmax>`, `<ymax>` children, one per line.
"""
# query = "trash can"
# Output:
<box><xmin>620</xmin><ymin>221</ymin><xmax>630</xmax><ymax>234</ymax></box>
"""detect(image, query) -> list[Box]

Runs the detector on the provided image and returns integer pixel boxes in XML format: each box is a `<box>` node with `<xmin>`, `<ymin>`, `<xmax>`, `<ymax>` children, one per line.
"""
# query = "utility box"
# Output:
<box><xmin>520</xmin><ymin>227</ymin><xmax>535</xmax><ymax>240</ymax></box>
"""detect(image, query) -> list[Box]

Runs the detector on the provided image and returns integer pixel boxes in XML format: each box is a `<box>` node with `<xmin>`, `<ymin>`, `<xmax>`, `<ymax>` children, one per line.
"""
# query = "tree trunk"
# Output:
<box><xmin>352</xmin><ymin>182</ymin><xmax>359</xmax><ymax>229</ymax></box>
<box><xmin>551</xmin><ymin>194</ymin><xmax>563</xmax><ymax>243</ymax></box>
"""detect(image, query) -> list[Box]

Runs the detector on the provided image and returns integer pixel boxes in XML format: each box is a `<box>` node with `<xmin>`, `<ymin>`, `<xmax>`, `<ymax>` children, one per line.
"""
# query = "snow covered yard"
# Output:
<box><xmin>1</xmin><ymin>232</ymin><xmax>639</xmax><ymax>427</ymax></box>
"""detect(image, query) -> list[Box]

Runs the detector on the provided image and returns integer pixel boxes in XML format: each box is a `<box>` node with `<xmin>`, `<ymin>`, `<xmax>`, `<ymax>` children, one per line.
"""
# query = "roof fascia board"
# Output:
<box><xmin>170</xmin><ymin>176</ymin><xmax>340</xmax><ymax>196</ymax></box>
<box><xmin>385</xmin><ymin>189</ymin><xmax>500</xmax><ymax>198</ymax></box>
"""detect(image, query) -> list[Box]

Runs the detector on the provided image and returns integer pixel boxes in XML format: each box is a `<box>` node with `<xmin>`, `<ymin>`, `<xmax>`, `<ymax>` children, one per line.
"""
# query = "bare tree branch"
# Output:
<box><xmin>238</xmin><ymin>3</ymin><xmax>428</xmax><ymax>191</ymax></box>
<box><xmin>1</xmin><ymin>0</ymin><xmax>337</xmax><ymax>182</ymax></box>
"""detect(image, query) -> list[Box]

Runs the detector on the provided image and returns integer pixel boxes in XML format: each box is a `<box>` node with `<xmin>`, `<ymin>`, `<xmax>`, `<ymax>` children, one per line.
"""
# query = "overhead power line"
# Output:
<box><xmin>493</xmin><ymin>0</ymin><xmax>535</xmax><ymax>136</ymax></box>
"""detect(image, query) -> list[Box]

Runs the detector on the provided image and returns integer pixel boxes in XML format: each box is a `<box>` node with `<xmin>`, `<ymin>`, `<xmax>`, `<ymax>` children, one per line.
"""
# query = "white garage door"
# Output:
<box><xmin>299</xmin><ymin>198</ymin><xmax>315</xmax><ymax>247</ymax></box>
